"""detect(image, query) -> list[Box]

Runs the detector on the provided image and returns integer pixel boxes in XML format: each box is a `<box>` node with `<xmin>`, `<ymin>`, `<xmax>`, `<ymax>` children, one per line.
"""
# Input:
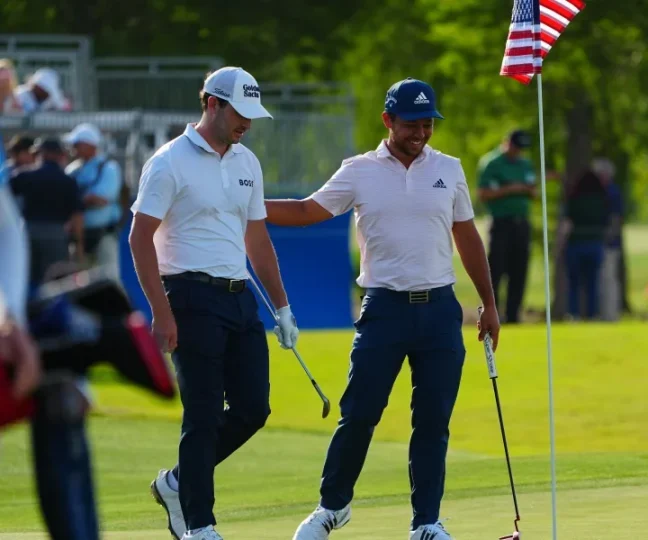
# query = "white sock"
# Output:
<box><xmin>166</xmin><ymin>470</ymin><xmax>179</xmax><ymax>491</ymax></box>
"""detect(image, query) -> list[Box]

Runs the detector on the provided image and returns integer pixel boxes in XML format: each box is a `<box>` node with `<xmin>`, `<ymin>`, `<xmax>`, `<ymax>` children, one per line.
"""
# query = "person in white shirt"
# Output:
<box><xmin>0</xmin><ymin>187</ymin><xmax>40</xmax><ymax>398</ymax></box>
<box><xmin>265</xmin><ymin>77</ymin><xmax>500</xmax><ymax>540</ymax></box>
<box><xmin>129</xmin><ymin>66</ymin><xmax>299</xmax><ymax>540</ymax></box>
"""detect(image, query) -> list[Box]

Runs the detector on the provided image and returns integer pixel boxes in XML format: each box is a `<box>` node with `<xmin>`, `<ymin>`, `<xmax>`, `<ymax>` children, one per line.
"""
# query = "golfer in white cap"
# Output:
<box><xmin>130</xmin><ymin>67</ymin><xmax>296</xmax><ymax>540</ymax></box>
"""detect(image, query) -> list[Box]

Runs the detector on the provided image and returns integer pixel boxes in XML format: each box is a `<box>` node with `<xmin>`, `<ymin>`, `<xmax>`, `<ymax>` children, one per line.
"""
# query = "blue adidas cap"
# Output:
<box><xmin>384</xmin><ymin>77</ymin><xmax>444</xmax><ymax>121</ymax></box>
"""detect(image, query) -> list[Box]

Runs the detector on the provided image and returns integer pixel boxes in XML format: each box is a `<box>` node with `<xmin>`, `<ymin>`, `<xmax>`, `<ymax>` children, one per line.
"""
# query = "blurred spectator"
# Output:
<box><xmin>561</xmin><ymin>169</ymin><xmax>609</xmax><ymax>320</ymax></box>
<box><xmin>0</xmin><ymin>59</ymin><xmax>22</xmax><ymax>113</ymax></box>
<box><xmin>591</xmin><ymin>158</ymin><xmax>623</xmax><ymax>321</ymax></box>
<box><xmin>13</xmin><ymin>68</ymin><xmax>70</xmax><ymax>114</ymax></box>
<box><xmin>7</xmin><ymin>134</ymin><xmax>36</xmax><ymax>175</ymax></box>
<box><xmin>10</xmin><ymin>137</ymin><xmax>84</xmax><ymax>288</ymax></box>
<box><xmin>478</xmin><ymin>129</ymin><xmax>537</xmax><ymax>324</ymax></box>
<box><xmin>64</xmin><ymin>123</ymin><xmax>122</xmax><ymax>282</ymax></box>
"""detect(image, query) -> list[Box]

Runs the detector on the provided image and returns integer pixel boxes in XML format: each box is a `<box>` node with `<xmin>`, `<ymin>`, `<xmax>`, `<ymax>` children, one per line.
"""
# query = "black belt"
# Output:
<box><xmin>163</xmin><ymin>272</ymin><xmax>247</xmax><ymax>292</ymax></box>
<box><xmin>365</xmin><ymin>284</ymin><xmax>454</xmax><ymax>304</ymax></box>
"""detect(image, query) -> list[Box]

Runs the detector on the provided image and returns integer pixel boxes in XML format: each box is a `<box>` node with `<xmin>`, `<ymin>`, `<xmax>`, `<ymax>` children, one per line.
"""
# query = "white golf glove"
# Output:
<box><xmin>274</xmin><ymin>305</ymin><xmax>299</xmax><ymax>349</ymax></box>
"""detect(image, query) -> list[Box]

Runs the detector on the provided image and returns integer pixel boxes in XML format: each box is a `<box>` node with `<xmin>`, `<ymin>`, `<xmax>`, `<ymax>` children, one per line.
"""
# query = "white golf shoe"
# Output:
<box><xmin>410</xmin><ymin>521</ymin><xmax>453</xmax><ymax>539</ymax></box>
<box><xmin>293</xmin><ymin>504</ymin><xmax>351</xmax><ymax>539</ymax></box>
<box><xmin>151</xmin><ymin>469</ymin><xmax>186</xmax><ymax>540</ymax></box>
<box><xmin>181</xmin><ymin>529</ymin><xmax>224</xmax><ymax>540</ymax></box>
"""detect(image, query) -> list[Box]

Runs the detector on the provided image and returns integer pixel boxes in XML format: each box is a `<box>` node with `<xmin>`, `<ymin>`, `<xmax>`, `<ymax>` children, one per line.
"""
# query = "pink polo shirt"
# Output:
<box><xmin>311</xmin><ymin>141</ymin><xmax>475</xmax><ymax>292</ymax></box>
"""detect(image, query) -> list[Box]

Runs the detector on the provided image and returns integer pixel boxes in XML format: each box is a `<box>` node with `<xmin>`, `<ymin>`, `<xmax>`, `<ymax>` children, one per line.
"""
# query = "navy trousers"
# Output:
<box><xmin>30</xmin><ymin>410</ymin><xmax>99</xmax><ymax>540</ymax></box>
<box><xmin>164</xmin><ymin>277</ymin><xmax>271</xmax><ymax>530</ymax></box>
<box><xmin>566</xmin><ymin>240</ymin><xmax>604</xmax><ymax>319</ymax></box>
<box><xmin>320</xmin><ymin>286</ymin><xmax>466</xmax><ymax>530</ymax></box>
<box><xmin>488</xmin><ymin>217</ymin><xmax>531</xmax><ymax>323</ymax></box>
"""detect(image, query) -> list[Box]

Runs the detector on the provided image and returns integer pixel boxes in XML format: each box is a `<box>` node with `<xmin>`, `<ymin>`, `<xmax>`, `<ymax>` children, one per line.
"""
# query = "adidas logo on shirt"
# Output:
<box><xmin>433</xmin><ymin>178</ymin><xmax>446</xmax><ymax>189</ymax></box>
<box><xmin>414</xmin><ymin>92</ymin><xmax>430</xmax><ymax>105</ymax></box>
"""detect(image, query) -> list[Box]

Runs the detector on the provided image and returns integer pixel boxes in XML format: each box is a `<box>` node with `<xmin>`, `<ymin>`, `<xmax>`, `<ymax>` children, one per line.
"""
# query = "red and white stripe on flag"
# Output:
<box><xmin>500</xmin><ymin>0</ymin><xmax>585</xmax><ymax>85</ymax></box>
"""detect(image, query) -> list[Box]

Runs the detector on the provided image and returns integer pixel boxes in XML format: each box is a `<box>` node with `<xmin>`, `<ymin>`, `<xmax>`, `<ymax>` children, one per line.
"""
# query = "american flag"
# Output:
<box><xmin>500</xmin><ymin>0</ymin><xmax>586</xmax><ymax>85</ymax></box>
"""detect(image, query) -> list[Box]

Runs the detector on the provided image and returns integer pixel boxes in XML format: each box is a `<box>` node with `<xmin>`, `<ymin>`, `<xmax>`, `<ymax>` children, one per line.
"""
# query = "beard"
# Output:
<box><xmin>392</xmin><ymin>136</ymin><xmax>428</xmax><ymax>157</ymax></box>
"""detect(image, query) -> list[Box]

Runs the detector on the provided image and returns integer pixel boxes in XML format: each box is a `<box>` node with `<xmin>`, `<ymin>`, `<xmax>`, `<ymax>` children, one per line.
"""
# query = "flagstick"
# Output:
<box><xmin>536</xmin><ymin>73</ymin><xmax>558</xmax><ymax>540</ymax></box>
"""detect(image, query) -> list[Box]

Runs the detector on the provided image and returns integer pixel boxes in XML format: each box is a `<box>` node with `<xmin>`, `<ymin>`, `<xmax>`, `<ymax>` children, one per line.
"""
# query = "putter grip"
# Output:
<box><xmin>478</xmin><ymin>307</ymin><xmax>498</xmax><ymax>379</ymax></box>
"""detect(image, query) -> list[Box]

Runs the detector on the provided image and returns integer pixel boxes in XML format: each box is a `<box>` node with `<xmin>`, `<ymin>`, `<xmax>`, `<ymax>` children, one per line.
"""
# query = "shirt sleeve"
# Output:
<box><xmin>248</xmin><ymin>156</ymin><xmax>267</xmax><ymax>221</ymax></box>
<box><xmin>454</xmin><ymin>161</ymin><xmax>476</xmax><ymax>222</ymax></box>
<box><xmin>90</xmin><ymin>161</ymin><xmax>122</xmax><ymax>201</ymax></box>
<box><xmin>131</xmin><ymin>154</ymin><xmax>177</xmax><ymax>220</ymax></box>
<box><xmin>310</xmin><ymin>159</ymin><xmax>356</xmax><ymax>216</ymax></box>
<box><xmin>477</xmin><ymin>157</ymin><xmax>501</xmax><ymax>190</ymax></box>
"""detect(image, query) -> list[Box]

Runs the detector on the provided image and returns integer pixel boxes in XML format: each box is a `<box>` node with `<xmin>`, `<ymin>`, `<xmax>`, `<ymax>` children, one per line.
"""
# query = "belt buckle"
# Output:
<box><xmin>409</xmin><ymin>290</ymin><xmax>429</xmax><ymax>304</ymax></box>
<box><xmin>228</xmin><ymin>280</ymin><xmax>237</xmax><ymax>292</ymax></box>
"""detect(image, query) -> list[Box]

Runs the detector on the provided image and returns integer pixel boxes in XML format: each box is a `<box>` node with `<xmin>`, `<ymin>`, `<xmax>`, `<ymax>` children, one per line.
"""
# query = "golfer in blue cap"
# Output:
<box><xmin>265</xmin><ymin>77</ymin><xmax>500</xmax><ymax>540</ymax></box>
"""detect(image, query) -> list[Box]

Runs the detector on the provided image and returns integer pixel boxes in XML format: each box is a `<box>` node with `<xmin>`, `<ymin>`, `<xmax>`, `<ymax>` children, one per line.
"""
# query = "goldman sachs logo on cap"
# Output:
<box><xmin>243</xmin><ymin>84</ymin><xmax>260</xmax><ymax>98</ymax></box>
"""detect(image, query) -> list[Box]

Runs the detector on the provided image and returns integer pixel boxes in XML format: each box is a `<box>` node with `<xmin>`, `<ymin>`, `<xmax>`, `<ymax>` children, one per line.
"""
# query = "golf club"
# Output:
<box><xmin>247</xmin><ymin>273</ymin><xmax>331</xmax><ymax>419</ymax></box>
<box><xmin>478</xmin><ymin>306</ymin><xmax>521</xmax><ymax>540</ymax></box>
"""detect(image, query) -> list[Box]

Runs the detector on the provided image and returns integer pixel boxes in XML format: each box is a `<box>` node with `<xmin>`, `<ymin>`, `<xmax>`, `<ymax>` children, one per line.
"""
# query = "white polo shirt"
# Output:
<box><xmin>312</xmin><ymin>140</ymin><xmax>475</xmax><ymax>291</ymax></box>
<box><xmin>131</xmin><ymin>124</ymin><xmax>267</xmax><ymax>279</ymax></box>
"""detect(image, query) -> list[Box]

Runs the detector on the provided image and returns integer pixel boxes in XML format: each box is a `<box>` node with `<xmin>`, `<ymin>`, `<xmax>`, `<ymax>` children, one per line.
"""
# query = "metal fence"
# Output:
<box><xmin>0</xmin><ymin>34</ymin><xmax>94</xmax><ymax>110</ymax></box>
<box><xmin>0</xmin><ymin>109</ymin><xmax>355</xmax><ymax>196</ymax></box>
<box><xmin>94</xmin><ymin>56</ymin><xmax>224</xmax><ymax>111</ymax></box>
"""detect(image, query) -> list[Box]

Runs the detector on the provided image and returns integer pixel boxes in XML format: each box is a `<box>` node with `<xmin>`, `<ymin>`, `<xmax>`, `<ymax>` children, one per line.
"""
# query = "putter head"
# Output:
<box><xmin>499</xmin><ymin>519</ymin><xmax>521</xmax><ymax>539</ymax></box>
<box><xmin>322</xmin><ymin>396</ymin><xmax>331</xmax><ymax>419</ymax></box>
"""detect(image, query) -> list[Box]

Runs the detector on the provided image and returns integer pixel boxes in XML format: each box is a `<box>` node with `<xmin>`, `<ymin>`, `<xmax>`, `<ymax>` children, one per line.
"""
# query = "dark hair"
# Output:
<box><xmin>200</xmin><ymin>91</ymin><xmax>228</xmax><ymax>112</ymax></box>
<box><xmin>33</xmin><ymin>136</ymin><xmax>66</xmax><ymax>155</ymax></box>
<box><xmin>568</xmin><ymin>169</ymin><xmax>607</xmax><ymax>199</ymax></box>
<box><xmin>8</xmin><ymin>134</ymin><xmax>35</xmax><ymax>154</ymax></box>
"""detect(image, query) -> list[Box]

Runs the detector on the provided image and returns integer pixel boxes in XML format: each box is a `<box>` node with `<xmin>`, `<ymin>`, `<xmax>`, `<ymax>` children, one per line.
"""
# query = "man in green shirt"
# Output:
<box><xmin>478</xmin><ymin>129</ymin><xmax>536</xmax><ymax>324</ymax></box>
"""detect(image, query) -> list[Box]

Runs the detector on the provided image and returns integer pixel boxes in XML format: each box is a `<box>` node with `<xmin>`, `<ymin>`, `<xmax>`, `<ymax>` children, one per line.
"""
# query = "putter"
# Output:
<box><xmin>247</xmin><ymin>273</ymin><xmax>331</xmax><ymax>419</ymax></box>
<box><xmin>477</xmin><ymin>307</ymin><xmax>521</xmax><ymax>540</ymax></box>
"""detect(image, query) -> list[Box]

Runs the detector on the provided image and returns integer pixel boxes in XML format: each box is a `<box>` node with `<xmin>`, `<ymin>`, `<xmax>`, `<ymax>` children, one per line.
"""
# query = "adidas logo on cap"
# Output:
<box><xmin>414</xmin><ymin>92</ymin><xmax>430</xmax><ymax>105</ymax></box>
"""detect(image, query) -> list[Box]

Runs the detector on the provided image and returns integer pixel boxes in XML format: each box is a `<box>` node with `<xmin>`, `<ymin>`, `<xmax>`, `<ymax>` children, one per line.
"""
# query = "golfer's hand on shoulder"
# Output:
<box><xmin>152</xmin><ymin>306</ymin><xmax>178</xmax><ymax>354</ymax></box>
<box><xmin>274</xmin><ymin>305</ymin><xmax>299</xmax><ymax>349</ymax></box>
<box><xmin>478</xmin><ymin>304</ymin><xmax>500</xmax><ymax>351</ymax></box>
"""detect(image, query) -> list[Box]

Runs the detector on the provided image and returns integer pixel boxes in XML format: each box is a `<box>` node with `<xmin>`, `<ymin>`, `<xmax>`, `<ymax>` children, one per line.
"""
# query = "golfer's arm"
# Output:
<box><xmin>245</xmin><ymin>220</ymin><xmax>289</xmax><ymax>309</ymax></box>
<box><xmin>83</xmin><ymin>193</ymin><xmax>109</xmax><ymax>208</ymax></box>
<box><xmin>452</xmin><ymin>219</ymin><xmax>496</xmax><ymax>308</ymax></box>
<box><xmin>264</xmin><ymin>197</ymin><xmax>333</xmax><ymax>227</ymax></box>
<box><xmin>129</xmin><ymin>213</ymin><xmax>171</xmax><ymax>317</ymax></box>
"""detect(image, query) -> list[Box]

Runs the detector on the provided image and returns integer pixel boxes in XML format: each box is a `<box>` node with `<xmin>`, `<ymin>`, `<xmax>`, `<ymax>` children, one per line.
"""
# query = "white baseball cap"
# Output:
<box><xmin>64</xmin><ymin>123</ymin><xmax>102</xmax><ymax>147</ymax></box>
<box><xmin>202</xmin><ymin>67</ymin><xmax>273</xmax><ymax>120</ymax></box>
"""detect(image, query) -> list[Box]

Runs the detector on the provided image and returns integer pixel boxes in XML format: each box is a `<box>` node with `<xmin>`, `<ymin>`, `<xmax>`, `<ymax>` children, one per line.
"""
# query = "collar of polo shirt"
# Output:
<box><xmin>375</xmin><ymin>140</ymin><xmax>431</xmax><ymax>161</ymax></box>
<box><xmin>182</xmin><ymin>123</ymin><xmax>244</xmax><ymax>155</ymax></box>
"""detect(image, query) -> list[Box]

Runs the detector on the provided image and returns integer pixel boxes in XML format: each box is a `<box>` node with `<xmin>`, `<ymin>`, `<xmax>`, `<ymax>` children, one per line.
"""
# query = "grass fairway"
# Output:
<box><xmin>1</xmin><ymin>323</ymin><xmax>646</xmax><ymax>538</ymax></box>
